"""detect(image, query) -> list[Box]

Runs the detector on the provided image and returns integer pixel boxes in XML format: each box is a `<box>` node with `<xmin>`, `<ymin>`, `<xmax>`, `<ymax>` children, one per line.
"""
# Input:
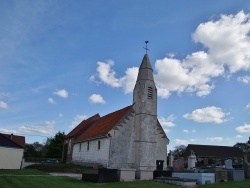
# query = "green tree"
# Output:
<box><xmin>45</xmin><ymin>131</ymin><xmax>65</xmax><ymax>158</ymax></box>
<box><xmin>171</xmin><ymin>145</ymin><xmax>187</xmax><ymax>159</ymax></box>
<box><xmin>24</xmin><ymin>142</ymin><xmax>44</xmax><ymax>158</ymax></box>
<box><xmin>233</xmin><ymin>142</ymin><xmax>250</xmax><ymax>153</ymax></box>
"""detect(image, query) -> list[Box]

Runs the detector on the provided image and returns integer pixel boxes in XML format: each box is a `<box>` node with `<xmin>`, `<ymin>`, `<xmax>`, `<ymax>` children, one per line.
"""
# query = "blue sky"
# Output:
<box><xmin>1</xmin><ymin>0</ymin><xmax>250</xmax><ymax>151</ymax></box>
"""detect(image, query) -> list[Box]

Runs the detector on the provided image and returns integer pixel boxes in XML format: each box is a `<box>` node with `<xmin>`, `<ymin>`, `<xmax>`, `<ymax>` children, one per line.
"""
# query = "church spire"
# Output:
<box><xmin>133</xmin><ymin>50</ymin><xmax>158</xmax><ymax>173</ymax></box>
<box><xmin>137</xmin><ymin>54</ymin><xmax>154</xmax><ymax>82</ymax></box>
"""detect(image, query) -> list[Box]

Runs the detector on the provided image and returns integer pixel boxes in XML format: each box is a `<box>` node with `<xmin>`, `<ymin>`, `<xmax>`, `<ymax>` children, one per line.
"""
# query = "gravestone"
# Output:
<box><xmin>188</xmin><ymin>150</ymin><xmax>196</xmax><ymax>169</ymax></box>
<box><xmin>225</xmin><ymin>159</ymin><xmax>233</xmax><ymax>169</ymax></box>
<box><xmin>168</xmin><ymin>151</ymin><xmax>174</xmax><ymax>167</ymax></box>
<box><xmin>173</xmin><ymin>158</ymin><xmax>184</xmax><ymax>171</ymax></box>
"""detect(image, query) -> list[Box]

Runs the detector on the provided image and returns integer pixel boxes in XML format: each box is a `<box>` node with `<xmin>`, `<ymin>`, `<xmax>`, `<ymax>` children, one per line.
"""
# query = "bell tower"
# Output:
<box><xmin>133</xmin><ymin>45</ymin><xmax>158</xmax><ymax>179</ymax></box>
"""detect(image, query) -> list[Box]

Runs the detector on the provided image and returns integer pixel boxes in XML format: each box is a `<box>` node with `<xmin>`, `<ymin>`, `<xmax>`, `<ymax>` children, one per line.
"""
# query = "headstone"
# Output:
<box><xmin>173</xmin><ymin>158</ymin><xmax>184</xmax><ymax>171</ymax></box>
<box><xmin>168</xmin><ymin>151</ymin><xmax>174</xmax><ymax>167</ymax></box>
<box><xmin>225</xmin><ymin>159</ymin><xmax>233</xmax><ymax>169</ymax></box>
<box><xmin>227</xmin><ymin>170</ymin><xmax>245</xmax><ymax>181</ymax></box>
<box><xmin>188</xmin><ymin>150</ymin><xmax>197</xmax><ymax>169</ymax></box>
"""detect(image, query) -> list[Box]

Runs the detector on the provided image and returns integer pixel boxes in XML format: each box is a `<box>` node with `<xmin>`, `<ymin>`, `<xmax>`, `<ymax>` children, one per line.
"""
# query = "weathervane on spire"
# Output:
<box><xmin>143</xmin><ymin>41</ymin><xmax>149</xmax><ymax>54</ymax></box>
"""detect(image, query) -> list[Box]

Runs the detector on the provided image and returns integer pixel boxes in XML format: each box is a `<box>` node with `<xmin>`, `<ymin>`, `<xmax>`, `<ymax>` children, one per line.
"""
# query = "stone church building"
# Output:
<box><xmin>63</xmin><ymin>53</ymin><xmax>169</xmax><ymax>179</ymax></box>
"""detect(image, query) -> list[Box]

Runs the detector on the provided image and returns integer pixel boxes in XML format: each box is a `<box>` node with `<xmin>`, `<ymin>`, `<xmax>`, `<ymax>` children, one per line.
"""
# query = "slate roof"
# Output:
<box><xmin>183</xmin><ymin>144</ymin><xmax>245</xmax><ymax>158</ymax></box>
<box><xmin>0</xmin><ymin>133</ymin><xmax>25</xmax><ymax>149</ymax></box>
<box><xmin>75</xmin><ymin>105</ymin><xmax>133</xmax><ymax>142</ymax></box>
<box><xmin>65</xmin><ymin>114</ymin><xmax>100</xmax><ymax>139</ymax></box>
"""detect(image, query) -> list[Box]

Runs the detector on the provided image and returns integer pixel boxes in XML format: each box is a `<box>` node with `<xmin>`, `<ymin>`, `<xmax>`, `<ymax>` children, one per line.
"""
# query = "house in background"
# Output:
<box><xmin>0</xmin><ymin>133</ymin><xmax>25</xmax><ymax>169</ymax></box>
<box><xmin>63</xmin><ymin>53</ymin><xmax>169</xmax><ymax>180</ymax></box>
<box><xmin>183</xmin><ymin>144</ymin><xmax>245</xmax><ymax>168</ymax></box>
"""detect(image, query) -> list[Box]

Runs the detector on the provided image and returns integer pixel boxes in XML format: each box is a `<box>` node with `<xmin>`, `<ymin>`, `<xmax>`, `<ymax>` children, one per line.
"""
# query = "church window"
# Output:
<box><xmin>87</xmin><ymin>142</ymin><xmax>89</xmax><ymax>151</ymax></box>
<box><xmin>79</xmin><ymin>143</ymin><xmax>81</xmax><ymax>151</ymax></box>
<box><xmin>98</xmin><ymin>140</ymin><xmax>101</xmax><ymax>150</ymax></box>
<box><xmin>147</xmin><ymin>86</ymin><xmax>153</xmax><ymax>99</ymax></box>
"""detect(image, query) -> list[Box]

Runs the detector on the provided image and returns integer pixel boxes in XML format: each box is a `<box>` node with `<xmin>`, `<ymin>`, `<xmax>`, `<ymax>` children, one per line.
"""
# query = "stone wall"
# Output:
<box><xmin>108</xmin><ymin>110</ymin><xmax>135</xmax><ymax>169</ymax></box>
<box><xmin>72</xmin><ymin>138</ymin><xmax>110</xmax><ymax>167</ymax></box>
<box><xmin>155</xmin><ymin>132</ymin><xmax>168</xmax><ymax>169</ymax></box>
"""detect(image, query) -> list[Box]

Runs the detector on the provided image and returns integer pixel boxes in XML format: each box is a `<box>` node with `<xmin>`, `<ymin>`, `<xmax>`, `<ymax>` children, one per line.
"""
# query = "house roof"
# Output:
<box><xmin>75</xmin><ymin>105</ymin><xmax>133</xmax><ymax>142</ymax></box>
<box><xmin>0</xmin><ymin>133</ymin><xmax>25</xmax><ymax>149</ymax></box>
<box><xmin>183</xmin><ymin>144</ymin><xmax>245</xmax><ymax>158</ymax></box>
<box><xmin>65</xmin><ymin>114</ymin><xmax>100</xmax><ymax>139</ymax></box>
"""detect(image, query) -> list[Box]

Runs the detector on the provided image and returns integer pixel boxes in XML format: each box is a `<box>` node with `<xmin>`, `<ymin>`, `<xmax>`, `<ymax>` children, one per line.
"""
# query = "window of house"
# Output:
<box><xmin>68</xmin><ymin>140</ymin><xmax>71</xmax><ymax>154</ymax></box>
<box><xmin>147</xmin><ymin>86</ymin><xmax>153</xmax><ymax>99</ymax></box>
<box><xmin>79</xmin><ymin>143</ymin><xmax>81</xmax><ymax>152</ymax></box>
<box><xmin>98</xmin><ymin>140</ymin><xmax>101</xmax><ymax>150</ymax></box>
<box><xmin>87</xmin><ymin>142</ymin><xmax>89</xmax><ymax>151</ymax></box>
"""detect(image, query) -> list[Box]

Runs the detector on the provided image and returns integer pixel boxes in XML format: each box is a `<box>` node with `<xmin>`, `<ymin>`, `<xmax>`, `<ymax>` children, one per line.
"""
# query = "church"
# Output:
<box><xmin>63</xmin><ymin>52</ymin><xmax>169</xmax><ymax>179</ymax></box>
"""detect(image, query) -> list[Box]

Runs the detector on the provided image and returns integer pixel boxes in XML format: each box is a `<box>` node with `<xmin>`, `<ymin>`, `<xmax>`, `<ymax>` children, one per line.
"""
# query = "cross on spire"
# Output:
<box><xmin>143</xmin><ymin>41</ymin><xmax>149</xmax><ymax>54</ymax></box>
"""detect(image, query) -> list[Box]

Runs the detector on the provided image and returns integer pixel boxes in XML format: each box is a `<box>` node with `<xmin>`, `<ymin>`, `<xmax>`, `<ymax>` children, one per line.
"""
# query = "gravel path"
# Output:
<box><xmin>49</xmin><ymin>173</ymin><xmax>82</xmax><ymax>180</ymax></box>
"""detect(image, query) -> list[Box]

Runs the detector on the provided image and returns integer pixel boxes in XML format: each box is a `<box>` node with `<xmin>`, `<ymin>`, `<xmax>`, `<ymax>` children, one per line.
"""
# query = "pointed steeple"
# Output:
<box><xmin>133</xmin><ymin>52</ymin><xmax>158</xmax><ymax>172</ymax></box>
<box><xmin>139</xmin><ymin>54</ymin><xmax>153</xmax><ymax>70</ymax></box>
<box><xmin>136</xmin><ymin>54</ymin><xmax>154</xmax><ymax>82</ymax></box>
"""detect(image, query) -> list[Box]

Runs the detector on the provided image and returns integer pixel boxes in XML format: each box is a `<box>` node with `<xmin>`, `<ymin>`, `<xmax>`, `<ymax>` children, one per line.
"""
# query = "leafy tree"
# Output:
<box><xmin>45</xmin><ymin>131</ymin><xmax>65</xmax><ymax>158</ymax></box>
<box><xmin>233</xmin><ymin>142</ymin><xmax>250</xmax><ymax>153</ymax></box>
<box><xmin>171</xmin><ymin>145</ymin><xmax>187</xmax><ymax>159</ymax></box>
<box><xmin>24</xmin><ymin>142</ymin><xmax>44</xmax><ymax>158</ymax></box>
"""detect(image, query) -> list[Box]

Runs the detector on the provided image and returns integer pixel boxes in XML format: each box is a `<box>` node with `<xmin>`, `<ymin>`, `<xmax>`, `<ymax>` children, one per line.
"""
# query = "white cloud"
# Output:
<box><xmin>246</xmin><ymin>102</ymin><xmax>250</xmax><ymax>112</ymax></box>
<box><xmin>192</xmin><ymin>130</ymin><xmax>197</xmax><ymax>133</ymax></box>
<box><xmin>92</xmin><ymin>11</ymin><xmax>250</xmax><ymax>98</ymax></box>
<box><xmin>235</xmin><ymin>135</ymin><xmax>243</xmax><ymax>138</ymax></box>
<box><xmin>206</xmin><ymin>137</ymin><xmax>223</xmax><ymax>142</ymax></box>
<box><xmin>174</xmin><ymin>138</ymin><xmax>196</xmax><ymax>145</ymax></box>
<box><xmin>236</xmin><ymin>124</ymin><xmax>250</xmax><ymax>133</ymax></box>
<box><xmin>53</xmin><ymin>89</ymin><xmax>68</xmax><ymax>98</ymax></box>
<box><xmin>174</xmin><ymin>139</ymin><xmax>188</xmax><ymax>145</ymax></box>
<box><xmin>120</xmin><ymin>67</ymin><xmax>139</xmax><ymax>93</ymax></box>
<box><xmin>96</xmin><ymin>60</ymin><xmax>121</xmax><ymax>87</ymax></box>
<box><xmin>0</xmin><ymin>128</ymin><xmax>18</xmax><ymax>134</ymax></box>
<box><xmin>19</xmin><ymin>121</ymin><xmax>55</xmax><ymax>134</ymax></box>
<box><xmin>189</xmin><ymin>139</ymin><xmax>197</xmax><ymax>142</ymax></box>
<box><xmin>183</xmin><ymin>129</ymin><xmax>189</xmax><ymax>133</ymax></box>
<box><xmin>88</xmin><ymin>94</ymin><xmax>106</xmax><ymax>104</ymax></box>
<box><xmin>237</xmin><ymin>76</ymin><xmax>250</xmax><ymax>84</ymax></box>
<box><xmin>183</xmin><ymin>106</ymin><xmax>229</xmax><ymax>124</ymax></box>
<box><xmin>48</xmin><ymin>97</ymin><xmax>56</xmax><ymax>104</ymax></box>
<box><xmin>59</xmin><ymin>113</ymin><xmax>63</xmax><ymax>117</ymax></box>
<box><xmin>92</xmin><ymin>60</ymin><xmax>139</xmax><ymax>93</ymax></box>
<box><xmin>0</xmin><ymin>101</ymin><xmax>8</xmax><ymax>109</ymax></box>
<box><xmin>70</xmin><ymin>114</ymin><xmax>88</xmax><ymax>129</ymax></box>
<box><xmin>159</xmin><ymin>114</ymin><xmax>176</xmax><ymax>127</ymax></box>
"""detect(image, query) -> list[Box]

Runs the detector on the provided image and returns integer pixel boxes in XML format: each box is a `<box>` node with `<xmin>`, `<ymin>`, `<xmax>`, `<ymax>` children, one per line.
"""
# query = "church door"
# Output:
<box><xmin>156</xmin><ymin>160</ymin><xmax>164</xmax><ymax>170</ymax></box>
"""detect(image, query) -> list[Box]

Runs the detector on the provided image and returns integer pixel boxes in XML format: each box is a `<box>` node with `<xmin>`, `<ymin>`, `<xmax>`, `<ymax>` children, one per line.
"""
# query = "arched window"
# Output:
<box><xmin>147</xmin><ymin>86</ymin><xmax>153</xmax><ymax>99</ymax></box>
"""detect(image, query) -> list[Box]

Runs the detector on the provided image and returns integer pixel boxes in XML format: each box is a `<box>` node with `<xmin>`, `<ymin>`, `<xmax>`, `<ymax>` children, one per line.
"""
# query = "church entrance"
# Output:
<box><xmin>156</xmin><ymin>160</ymin><xmax>164</xmax><ymax>170</ymax></box>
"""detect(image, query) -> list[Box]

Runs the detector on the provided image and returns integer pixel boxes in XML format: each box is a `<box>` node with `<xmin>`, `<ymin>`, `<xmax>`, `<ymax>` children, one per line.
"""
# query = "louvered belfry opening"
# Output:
<box><xmin>147</xmin><ymin>86</ymin><xmax>153</xmax><ymax>99</ymax></box>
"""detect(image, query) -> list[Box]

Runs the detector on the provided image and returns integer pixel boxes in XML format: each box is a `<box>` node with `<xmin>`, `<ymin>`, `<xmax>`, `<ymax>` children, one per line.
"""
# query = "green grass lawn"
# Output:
<box><xmin>0</xmin><ymin>169</ymin><xmax>48</xmax><ymax>175</ymax></box>
<box><xmin>0</xmin><ymin>176</ymin><xmax>180</xmax><ymax>188</ymax></box>
<box><xmin>0</xmin><ymin>169</ymin><xmax>250</xmax><ymax>188</ymax></box>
